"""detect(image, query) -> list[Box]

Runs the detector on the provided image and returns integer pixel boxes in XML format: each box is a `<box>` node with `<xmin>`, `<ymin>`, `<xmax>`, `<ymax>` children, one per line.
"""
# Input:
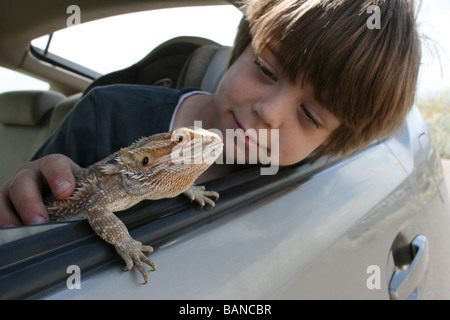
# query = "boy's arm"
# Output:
<box><xmin>32</xmin><ymin>89</ymin><xmax>100</xmax><ymax>167</ymax></box>
<box><xmin>0</xmin><ymin>90</ymin><xmax>100</xmax><ymax>227</ymax></box>
<box><xmin>1</xmin><ymin>85</ymin><xmax>180</xmax><ymax>227</ymax></box>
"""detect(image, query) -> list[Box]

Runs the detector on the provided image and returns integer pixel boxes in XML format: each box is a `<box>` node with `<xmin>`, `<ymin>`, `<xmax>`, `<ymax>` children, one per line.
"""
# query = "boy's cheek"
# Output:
<box><xmin>216</xmin><ymin>74</ymin><xmax>250</xmax><ymax>114</ymax></box>
<box><xmin>276</xmin><ymin>140</ymin><xmax>318</xmax><ymax>166</ymax></box>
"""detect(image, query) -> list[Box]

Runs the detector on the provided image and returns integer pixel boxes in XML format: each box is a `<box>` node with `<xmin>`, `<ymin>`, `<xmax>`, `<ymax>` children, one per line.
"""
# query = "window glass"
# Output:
<box><xmin>0</xmin><ymin>67</ymin><xmax>50</xmax><ymax>93</ymax></box>
<box><xmin>31</xmin><ymin>5</ymin><xmax>243</xmax><ymax>75</ymax></box>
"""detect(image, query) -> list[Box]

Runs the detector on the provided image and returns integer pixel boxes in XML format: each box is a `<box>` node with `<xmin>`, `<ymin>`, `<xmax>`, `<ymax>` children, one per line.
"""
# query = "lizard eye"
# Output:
<box><xmin>142</xmin><ymin>156</ymin><xmax>149</xmax><ymax>166</ymax></box>
<box><xmin>171</xmin><ymin>128</ymin><xmax>190</xmax><ymax>144</ymax></box>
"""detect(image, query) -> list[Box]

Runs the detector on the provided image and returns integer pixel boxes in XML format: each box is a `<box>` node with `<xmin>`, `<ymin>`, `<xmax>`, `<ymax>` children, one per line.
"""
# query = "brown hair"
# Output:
<box><xmin>229</xmin><ymin>0</ymin><xmax>421</xmax><ymax>161</ymax></box>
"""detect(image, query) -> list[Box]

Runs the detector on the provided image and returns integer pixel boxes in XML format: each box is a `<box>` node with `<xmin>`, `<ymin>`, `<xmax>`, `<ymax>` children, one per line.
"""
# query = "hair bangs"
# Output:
<box><xmin>249</xmin><ymin>1</ymin><xmax>388</xmax><ymax>126</ymax></box>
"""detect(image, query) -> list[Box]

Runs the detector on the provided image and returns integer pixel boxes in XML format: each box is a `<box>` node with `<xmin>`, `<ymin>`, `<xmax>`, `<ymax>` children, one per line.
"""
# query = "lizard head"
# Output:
<box><xmin>117</xmin><ymin>127</ymin><xmax>223</xmax><ymax>188</ymax></box>
<box><xmin>170</xmin><ymin>127</ymin><xmax>223</xmax><ymax>167</ymax></box>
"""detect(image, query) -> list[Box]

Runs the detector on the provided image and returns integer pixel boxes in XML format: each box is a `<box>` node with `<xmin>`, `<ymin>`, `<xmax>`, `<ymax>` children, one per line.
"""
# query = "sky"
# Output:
<box><xmin>415</xmin><ymin>0</ymin><xmax>450</xmax><ymax>98</ymax></box>
<box><xmin>0</xmin><ymin>2</ymin><xmax>449</xmax><ymax>100</ymax></box>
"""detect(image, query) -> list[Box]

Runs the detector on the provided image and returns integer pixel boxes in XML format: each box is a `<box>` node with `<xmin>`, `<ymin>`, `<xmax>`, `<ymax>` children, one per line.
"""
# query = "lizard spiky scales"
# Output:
<box><xmin>45</xmin><ymin>127</ymin><xmax>222</xmax><ymax>284</ymax></box>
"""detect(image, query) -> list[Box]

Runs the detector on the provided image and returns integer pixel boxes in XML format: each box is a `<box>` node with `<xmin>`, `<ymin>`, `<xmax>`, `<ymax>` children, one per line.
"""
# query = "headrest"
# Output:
<box><xmin>82</xmin><ymin>36</ymin><xmax>220</xmax><ymax>96</ymax></box>
<box><xmin>177</xmin><ymin>45</ymin><xmax>232</xmax><ymax>92</ymax></box>
<box><xmin>199</xmin><ymin>46</ymin><xmax>232</xmax><ymax>92</ymax></box>
<box><xmin>0</xmin><ymin>90</ymin><xmax>65</xmax><ymax>126</ymax></box>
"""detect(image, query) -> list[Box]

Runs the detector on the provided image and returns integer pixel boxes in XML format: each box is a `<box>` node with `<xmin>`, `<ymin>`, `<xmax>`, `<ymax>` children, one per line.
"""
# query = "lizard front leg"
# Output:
<box><xmin>183</xmin><ymin>185</ymin><xmax>219</xmax><ymax>208</ymax></box>
<box><xmin>87</xmin><ymin>189</ymin><xmax>156</xmax><ymax>284</ymax></box>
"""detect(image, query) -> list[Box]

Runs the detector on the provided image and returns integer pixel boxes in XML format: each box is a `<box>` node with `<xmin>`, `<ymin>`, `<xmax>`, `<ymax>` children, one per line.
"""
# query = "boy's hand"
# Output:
<box><xmin>0</xmin><ymin>154</ymin><xmax>82</xmax><ymax>228</ymax></box>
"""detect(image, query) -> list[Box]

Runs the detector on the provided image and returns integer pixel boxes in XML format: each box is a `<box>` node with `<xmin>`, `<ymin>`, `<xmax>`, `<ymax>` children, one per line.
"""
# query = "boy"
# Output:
<box><xmin>0</xmin><ymin>0</ymin><xmax>421</xmax><ymax>227</ymax></box>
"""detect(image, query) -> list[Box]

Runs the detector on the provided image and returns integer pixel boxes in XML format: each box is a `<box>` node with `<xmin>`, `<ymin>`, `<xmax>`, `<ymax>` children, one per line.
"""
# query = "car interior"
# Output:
<box><xmin>0</xmin><ymin>0</ymin><xmax>240</xmax><ymax>185</ymax></box>
<box><xmin>0</xmin><ymin>36</ymin><xmax>232</xmax><ymax>184</ymax></box>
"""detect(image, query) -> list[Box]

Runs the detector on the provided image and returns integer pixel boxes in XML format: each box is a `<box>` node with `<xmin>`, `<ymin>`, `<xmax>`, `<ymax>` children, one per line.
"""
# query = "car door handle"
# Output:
<box><xmin>389</xmin><ymin>235</ymin><xmax>428</xmax><ymax>300</ymax></box>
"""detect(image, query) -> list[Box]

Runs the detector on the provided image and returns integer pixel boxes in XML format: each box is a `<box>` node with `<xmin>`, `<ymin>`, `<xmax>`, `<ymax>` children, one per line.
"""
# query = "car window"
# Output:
<box><xmin>0</xmin><ymin>67</ymin><xmax>50</xmax><ymax>94</ymax></box>
<box><xmin>30</xmin><ymin>5</ymin><xmax>243</xmax><ymax>76</ymax></box>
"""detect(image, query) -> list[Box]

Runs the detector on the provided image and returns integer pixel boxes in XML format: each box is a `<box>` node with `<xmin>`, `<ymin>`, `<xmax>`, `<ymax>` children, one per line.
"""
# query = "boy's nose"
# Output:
<box><xmin>251</xmin><ymin>95</ymin><xmax>287</xmax><ymax>130</ymax></box>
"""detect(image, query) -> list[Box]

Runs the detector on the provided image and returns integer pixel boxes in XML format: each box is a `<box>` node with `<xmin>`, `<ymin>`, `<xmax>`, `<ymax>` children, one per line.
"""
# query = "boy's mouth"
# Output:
<box><xmin>231</xmin><ymin>113</ymin><xmax>268</xmax><ymax>152</ymax></box>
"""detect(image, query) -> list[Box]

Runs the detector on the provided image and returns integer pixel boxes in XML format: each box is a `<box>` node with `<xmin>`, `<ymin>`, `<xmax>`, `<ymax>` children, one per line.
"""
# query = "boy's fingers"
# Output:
<box><xmin>7</xmin><ymin>164</ymin><xmax>49</xmax><ymax>225</ymax></box>
<box><xmin>0</xmin><ymin>185</ymin><xmax>22</xmax><ymax>227</ymax></box>
<box><xmin>39</xmin><ymin>154</ymin><xmax>81</xmax><ymax>200</ymax></box>
<box><xmin>1</xmin><ymin>154</ymin><xmax>82</xmax><ymax>227</ymax></box>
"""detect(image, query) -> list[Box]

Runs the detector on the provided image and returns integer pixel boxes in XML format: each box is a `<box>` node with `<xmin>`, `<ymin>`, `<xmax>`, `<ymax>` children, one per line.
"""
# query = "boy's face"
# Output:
<box><xmin>213</xmin><ymin>45</ymin><xmax>341</xmax><ymax>166</ymax></box>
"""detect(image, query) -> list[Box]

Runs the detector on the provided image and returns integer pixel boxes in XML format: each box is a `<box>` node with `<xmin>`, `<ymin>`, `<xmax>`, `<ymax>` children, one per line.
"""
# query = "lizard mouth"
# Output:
<box><xmin>170</xmin><ymin>128</ymin><xmax>223</xmax><ymax>166</ymax></box>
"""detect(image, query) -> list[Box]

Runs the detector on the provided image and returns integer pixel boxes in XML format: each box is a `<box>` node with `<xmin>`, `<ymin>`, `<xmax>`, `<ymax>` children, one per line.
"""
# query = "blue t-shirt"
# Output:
<box><xmin>33</xmin><ymin>84</ymin><xmax>197</xmax><ymax>168</ymax></box>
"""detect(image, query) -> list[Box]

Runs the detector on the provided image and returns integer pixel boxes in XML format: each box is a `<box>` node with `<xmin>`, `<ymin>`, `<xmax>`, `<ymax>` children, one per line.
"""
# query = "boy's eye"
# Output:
<box><xmin>254</xmin><ymin>57</ymin><xmax>277</xmax><ymax>81</ymax></box>
<box><xmin>301</xmin><ymin>105</ymin><xmax>321</xmax><ymax>129</ymax></box>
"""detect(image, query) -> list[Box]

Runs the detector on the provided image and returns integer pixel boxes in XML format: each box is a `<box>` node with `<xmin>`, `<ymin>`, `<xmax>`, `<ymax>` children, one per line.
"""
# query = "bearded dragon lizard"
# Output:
<box><xmin>45</xmin><ymin>127</ymin><xmax>223</xmax><ymax>284</ymax></box>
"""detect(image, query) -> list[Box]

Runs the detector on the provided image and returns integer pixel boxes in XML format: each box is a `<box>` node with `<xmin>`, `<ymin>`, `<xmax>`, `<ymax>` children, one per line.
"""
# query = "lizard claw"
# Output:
<box><xmin>183</xmin><ymin>185</ymin><xmax>219</xmax><ymax>209</ymax></box>
<box><xmin>114</xmin><ymin>239</ymin><xmax>156</xmax><ymax>284</ymax></box>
